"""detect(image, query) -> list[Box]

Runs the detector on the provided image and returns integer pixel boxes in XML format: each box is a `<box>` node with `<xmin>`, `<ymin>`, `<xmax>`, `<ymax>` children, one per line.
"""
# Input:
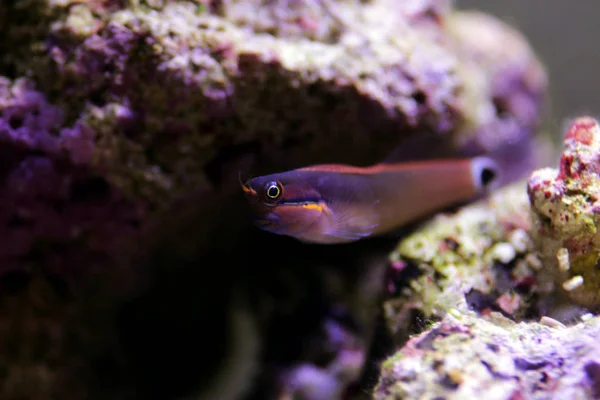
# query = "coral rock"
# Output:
<box><xmin>528</xmin><ymin>116</ymin><xmax>600</xmax><ymax>307</ymax></box>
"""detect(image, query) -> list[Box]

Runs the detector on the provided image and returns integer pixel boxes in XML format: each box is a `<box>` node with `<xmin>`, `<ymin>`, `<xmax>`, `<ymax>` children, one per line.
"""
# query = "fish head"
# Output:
<box><xmin>241</xmin><ymin>171</ymin><xmax>325</xmax><ymax>237</ymax></box>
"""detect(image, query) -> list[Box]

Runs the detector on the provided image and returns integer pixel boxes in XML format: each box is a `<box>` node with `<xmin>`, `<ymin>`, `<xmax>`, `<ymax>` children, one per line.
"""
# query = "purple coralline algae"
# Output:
<box><xmin>528</xmin><ymin>116</ymin><xmax>600</xmax><ymax>308</ymax></box>
<box><xmin>0</xmin><ymin>77</ymin><xmax>145</xmax><ymax>278</ymax></box>
<box><xmin>0</xmin><ymin>0</ymin><xmax>548</xmax><ymax>398</ymax></box>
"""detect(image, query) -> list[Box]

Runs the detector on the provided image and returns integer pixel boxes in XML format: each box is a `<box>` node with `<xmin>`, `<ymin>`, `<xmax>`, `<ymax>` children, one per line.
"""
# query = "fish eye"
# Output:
<box><xmin>265</xmin><ymin>181</ymin><xmax>282</xmax><ymax>200</ymax></box>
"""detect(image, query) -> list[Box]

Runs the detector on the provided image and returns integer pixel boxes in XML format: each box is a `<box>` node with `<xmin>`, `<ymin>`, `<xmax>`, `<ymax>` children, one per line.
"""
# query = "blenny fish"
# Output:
<box><xmin>241</xmin><ymin>156</ymin><xmax>498</xmax><ymax>244</ymax></box>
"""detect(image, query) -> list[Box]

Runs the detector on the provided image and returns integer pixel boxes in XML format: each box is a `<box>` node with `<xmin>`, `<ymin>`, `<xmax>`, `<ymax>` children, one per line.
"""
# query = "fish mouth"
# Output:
<box><xmin>252</xmin><ymin>214</ymin><xmax>281</xmax><ymax>232</ymax></box>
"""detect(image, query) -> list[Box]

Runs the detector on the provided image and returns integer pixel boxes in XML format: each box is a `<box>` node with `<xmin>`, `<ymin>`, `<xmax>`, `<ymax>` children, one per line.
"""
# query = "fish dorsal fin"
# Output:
<box><xmin>382</xmin><ymin>131</ymin><xmax>482</xmax><ymax>164</ymax></box>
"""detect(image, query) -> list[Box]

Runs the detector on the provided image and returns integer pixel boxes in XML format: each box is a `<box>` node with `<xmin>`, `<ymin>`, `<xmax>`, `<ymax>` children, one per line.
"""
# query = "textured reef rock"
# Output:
<box><xmin>1</xmin><ymin>0</ymin><xmax>547</xmax><ymax>209</ymax></box>
<box><xmin>528</xmin><ymin>117</ymin><xmax>600</xmax><ymax>308</ymax></box>
<box><xmin>374</xmin><ymin>310</ymin><xmax>600</xmax><ymax>400</ymax></box>
<box><xmin>0</xmin><ymin>0</ymin><xmax>547</xmax><ymax>399</ymax></box>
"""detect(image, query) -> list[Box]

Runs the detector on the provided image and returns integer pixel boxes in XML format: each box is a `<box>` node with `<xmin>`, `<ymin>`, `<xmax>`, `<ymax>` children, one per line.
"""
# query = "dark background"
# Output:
<box><xmin>457</xmin><ymin>0</ymin><xmax>600</xmax><ymax>138</ymax></box>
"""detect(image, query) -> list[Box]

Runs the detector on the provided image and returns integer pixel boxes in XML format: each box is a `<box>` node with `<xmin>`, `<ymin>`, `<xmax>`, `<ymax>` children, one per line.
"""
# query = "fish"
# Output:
<box><xmin>240</xmin><ymin>156</ymin><xmax>499</xmax><ymax>244</ymax></box>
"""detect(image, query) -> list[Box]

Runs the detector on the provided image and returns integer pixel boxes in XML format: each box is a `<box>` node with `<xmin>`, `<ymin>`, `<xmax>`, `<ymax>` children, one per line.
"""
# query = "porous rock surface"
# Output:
<box><xmin>375</xmin><ymin>311</ymin><xmax>600</xmax><ymax>400</ymax></box>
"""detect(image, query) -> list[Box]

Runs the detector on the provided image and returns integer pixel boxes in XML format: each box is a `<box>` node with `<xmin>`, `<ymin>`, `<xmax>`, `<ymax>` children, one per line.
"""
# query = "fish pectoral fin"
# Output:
<box><xmin>322</xmin><ymin>227</ymin><xmax>373</xmax><ymax>242</ymax></box>
<box><xmin>382</xmin><ymin>131</ymin><xmax>475</xmax><ymax>163</ymax></box>
<box><xmin>322</xmin><ymin>204</ymin><xmax>379</xmax><ymax>242</ymax></box>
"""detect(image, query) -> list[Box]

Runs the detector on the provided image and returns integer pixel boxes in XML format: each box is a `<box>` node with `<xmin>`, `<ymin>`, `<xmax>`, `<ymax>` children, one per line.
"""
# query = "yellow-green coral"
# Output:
<box><xmin>384</xmin><ymin>183</ymin><xmax>538</xmax><ymax>337</ymax></box>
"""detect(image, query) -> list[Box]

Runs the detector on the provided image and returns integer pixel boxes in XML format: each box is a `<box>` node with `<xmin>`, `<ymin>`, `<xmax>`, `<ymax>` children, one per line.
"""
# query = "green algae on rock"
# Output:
<box><xmin>374</xmin><ymin>310</ymin><xmax>600</xmax><ymax>400</ymax></box>
<box><xmin>383</xmin><ymin>183</ymin><xmax>543</xmax><ymax>341</ymax></box>
<box><xmin>528</xmin><ymin>116</ymin><xmax>600</xmax><ymax>308</ymax></box>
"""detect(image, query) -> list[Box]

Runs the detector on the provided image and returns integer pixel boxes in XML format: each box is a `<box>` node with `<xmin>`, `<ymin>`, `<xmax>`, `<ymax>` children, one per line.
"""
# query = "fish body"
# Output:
<box><xmin>242</xmin><ymin>157</ymin><xmax>498</xmax><ymax>244</ymax></box>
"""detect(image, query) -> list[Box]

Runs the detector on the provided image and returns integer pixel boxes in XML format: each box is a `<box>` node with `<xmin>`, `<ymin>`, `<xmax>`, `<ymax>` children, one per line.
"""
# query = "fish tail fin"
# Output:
<box><xmin>472</xmin><ymin>131</ymin><xmax>537</xmax><ymax>188</ymax></box>
<box><xmin>469</xmin><ymin>156</ymin><xmax>500</xmax><ymax>192</ymax></box>
<box><xmin>384</xmin><ymin>129</ymin><xmax>536</xmax><ymax>188</ymax></box>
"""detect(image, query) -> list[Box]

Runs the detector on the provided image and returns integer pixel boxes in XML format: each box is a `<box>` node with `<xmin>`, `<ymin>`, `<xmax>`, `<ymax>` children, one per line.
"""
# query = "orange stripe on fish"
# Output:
<box><xmin>299</xmin><ymin>203</ymin><xmax>324</xmax><ymax>212</ymax></box>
